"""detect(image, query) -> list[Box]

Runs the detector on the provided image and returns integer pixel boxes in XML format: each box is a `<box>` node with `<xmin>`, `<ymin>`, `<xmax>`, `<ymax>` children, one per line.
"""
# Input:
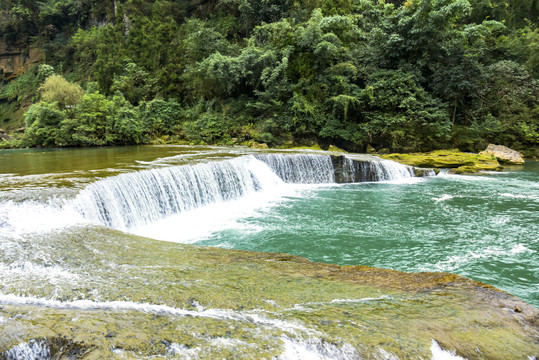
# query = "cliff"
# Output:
<box><xmin>0</xmin><ymin>39</ymin><xmax>43</xmax><ymax>82</ymax></box>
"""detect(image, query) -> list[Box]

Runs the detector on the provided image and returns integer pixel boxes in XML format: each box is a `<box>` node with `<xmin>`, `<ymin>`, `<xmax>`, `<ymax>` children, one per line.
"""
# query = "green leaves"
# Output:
<box><xmin>39</xmin><ymin>74</ymin><xmax>85</xmax><ymax>109</ymax></box>
<box><xmin>2</xmin><ymin>0</ymin><xmax>536</xmax><ymax>152</ymax></box>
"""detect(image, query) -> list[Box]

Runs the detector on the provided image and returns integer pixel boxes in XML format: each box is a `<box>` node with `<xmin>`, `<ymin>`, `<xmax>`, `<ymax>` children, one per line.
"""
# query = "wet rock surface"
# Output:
<box><xmin>379</xmin><ymin>150</ymin><xmax>503</xmax><ymax>174</ymax></box>
<box><xmin>0</xmin><ymin>228</ymin><xmax>537</xmax><ymax>359</ymax></box>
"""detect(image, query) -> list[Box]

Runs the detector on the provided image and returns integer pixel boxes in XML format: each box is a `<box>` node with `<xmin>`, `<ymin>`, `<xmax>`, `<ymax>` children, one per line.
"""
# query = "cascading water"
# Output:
<box><xmin>71</xmin><ymin>154</ymin><xmax>419</xmax><ymax>231</ymax></box>
<box><xmin>336</xmin><ymin>156</ymin><xmax>415</xmax><ymax>183</ymax></box>
<box><xmin>254</xmin><ymin>154</ymin><xmax>336</xmax><ymax>183</ymax></box>
<box><xmin>72</xmin><ymin>155</ymin><xmax>283</xmax><ymax>231</ymax></box>
<box><xmin>69</xmin><ymin>154</ymin><xmax>421</xmax><ymax>231</ymax></box>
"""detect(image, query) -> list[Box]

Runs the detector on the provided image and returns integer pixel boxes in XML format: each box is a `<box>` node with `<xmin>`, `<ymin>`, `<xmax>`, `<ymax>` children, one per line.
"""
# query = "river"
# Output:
<box><xmin>0</xmin><ymin>145</ymin><xmax>537</xmax><ymax>359</ymax></box>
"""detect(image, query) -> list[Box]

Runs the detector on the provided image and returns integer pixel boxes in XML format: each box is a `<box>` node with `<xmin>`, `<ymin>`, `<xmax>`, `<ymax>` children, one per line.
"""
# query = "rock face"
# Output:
<box><xmin>413</xmin><ymin>167</ymin><xmax>439</xmax><ymax>177</ymax></box>
<box><xmin>0</xmin><ymin>39</ymin><xmax>44</xmax><ymax>81</ymax></box>
<box><xmin>480</xmin><ymin>144</ymin><xmax>525</xmax><ymax>164</ymax></box>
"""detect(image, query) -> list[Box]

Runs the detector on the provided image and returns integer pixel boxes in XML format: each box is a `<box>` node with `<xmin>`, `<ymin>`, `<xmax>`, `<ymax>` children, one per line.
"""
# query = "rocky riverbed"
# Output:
<box><xmin>1</xmin><ymin>227</ymin><xmax>537</xmax><ymax>359</ymax></box>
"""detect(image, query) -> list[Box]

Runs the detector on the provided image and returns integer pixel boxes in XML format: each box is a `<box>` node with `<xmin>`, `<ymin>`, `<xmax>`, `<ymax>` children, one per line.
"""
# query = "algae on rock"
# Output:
<box><xmin>379</xmin><ymin>150</ymin><xmax>503</xmax><ymax>174</ymax></box>
<box><xmin>0</xmin><ymin>227</ymin><xmax>538</xmax><ymax>359</ymax></box>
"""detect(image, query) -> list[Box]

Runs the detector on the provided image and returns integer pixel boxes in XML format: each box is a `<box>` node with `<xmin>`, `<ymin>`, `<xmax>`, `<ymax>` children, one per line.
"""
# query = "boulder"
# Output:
<box><xmin>480</xmin><ymin>144</ymin><xmax>525</xmax><ymax>164</ymax></box>
<box><xmin>413</xmin><ymin>167</ymin><xmax>439</xmax><ymax>177</ymax></box>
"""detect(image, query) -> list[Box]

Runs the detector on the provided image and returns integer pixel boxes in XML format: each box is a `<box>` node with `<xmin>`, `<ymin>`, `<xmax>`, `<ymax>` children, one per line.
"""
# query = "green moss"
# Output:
<box><xmin>0</xmin><ymin>228</ymin><xmax>537</xmax><ymax>359</ymax></box>
<box><xmin>379</xmin><ymin>150</ymin><xmax>503</xmax><ymax>173</ymax></box>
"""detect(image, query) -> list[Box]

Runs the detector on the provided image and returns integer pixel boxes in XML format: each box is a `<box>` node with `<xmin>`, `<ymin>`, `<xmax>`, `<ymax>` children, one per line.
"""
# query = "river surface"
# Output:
<box><xmin>0</xmin><ymin>145</ymin><xmax>537</xmax><ymax>312</ymax></box>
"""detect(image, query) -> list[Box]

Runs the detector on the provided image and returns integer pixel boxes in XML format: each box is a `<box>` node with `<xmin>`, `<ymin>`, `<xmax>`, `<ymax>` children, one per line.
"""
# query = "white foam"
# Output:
<box><xmin>275</xmin><ymin>337</ymin><xmax>360</xmax><ymax>360</ymax></box>
<box><xmin>430</xmin><ymin>340</ymin><xmax>466</xmax><ymax>360</ymax></box>
<box><xmin>168</xmin><ymin>344</ymin><xmax>202</xmax><ymax>359</ymax></box>
<box><xmin>0</xmin><ymin>199</ymin><xmax>87</xmax><ymax>237</ymax></box>
<box><xmin>511</xmin><ymin>244</ymin><xmax>536</xmax><ymax>254</ymax></box>
<box><xmin>428</xmin><ymin>243</ymin><xmax>537</xmax><ymax>272</ymax></box>
<box><xmin>4</xmin><ymin>340</ymin><xmax>50</xmax><ymax>360</ymax></box>
<box><xmin>380</xmin><ymin>176</ymin><xmax>425</xmax><ymax>185</ymax></box>
<box><xmin>433</xmin><ymin>194</ymin><xmax>454</xmax><ymax>202</ymax></box>
<box><xmin>0</xmin><ymin>262</ymin><xmax>80</xmax><ymax>284</ymax></box>
<box><xmin>330</xmin><ymin>295</ymin><xmax>390</xmax><ymax>303</ymax></box>
<box><xmin>131</xmin><ymin>184</ymin><xmax>301</xmax><ymax>243</ymax></box>
<box><xmin>499</xmin><ymin>192</ymin><xmax>537</xmax><ymax>200</ymax></box>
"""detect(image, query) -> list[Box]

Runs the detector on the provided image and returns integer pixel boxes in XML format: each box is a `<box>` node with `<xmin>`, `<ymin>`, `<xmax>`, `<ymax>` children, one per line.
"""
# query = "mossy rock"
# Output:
<box><xmin>1</xmin><ymin>228</ymin><xmax>538</xmax><ymax>359</ymax></box>
<box><xmin>380</xmin><ymin>150</ymin><xmax>503</xmax><ymax>173</ymax></box>
<box><xmin>288</xmin><ymin>144</ymin><xmax>347</xmax><ymax>153</ymax></box>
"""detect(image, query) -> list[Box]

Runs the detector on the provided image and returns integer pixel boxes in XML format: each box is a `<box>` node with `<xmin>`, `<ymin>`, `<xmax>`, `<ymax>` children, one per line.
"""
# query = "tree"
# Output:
<box><xmin>110</xmin><ymin>60</ymin><xmax>159</xmax><ymax>105</ymax></box>
<box><xmin>61</xmin><ymin>91</ymin><xmax>113</xmax><ymax>146</ymax></box>
<box><xmin>39</xmin><ymin>74</ymin><xmax>84</xmax><ymax>109</ymax></box>
<box><xmin>24</xmin><ymin>101</ymin><xmax>67</xmax><ymax>147</ymax></box>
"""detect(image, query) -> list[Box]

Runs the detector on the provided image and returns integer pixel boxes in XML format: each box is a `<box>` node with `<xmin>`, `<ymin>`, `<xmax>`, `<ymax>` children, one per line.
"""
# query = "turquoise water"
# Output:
<box><xmin>0</xmin><ymin>146</ymin><xmax>537</xmax><ymax>309</ymax></box>
<box><xmin>197</xmin><ymin>162</ymin><xmax>539</xmax><ymax>307</ymax></box>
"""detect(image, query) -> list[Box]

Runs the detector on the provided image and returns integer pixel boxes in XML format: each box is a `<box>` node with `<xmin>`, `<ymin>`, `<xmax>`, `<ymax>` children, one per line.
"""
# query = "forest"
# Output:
<box><xmin>0</xmin><ymin>0</ymin><xmax>537</xmax><ymax>154</ymax></box>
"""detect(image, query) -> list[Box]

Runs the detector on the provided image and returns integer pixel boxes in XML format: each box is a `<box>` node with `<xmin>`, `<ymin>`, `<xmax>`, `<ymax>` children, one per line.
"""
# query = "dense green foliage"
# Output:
<box><xmin>0</xmin><ymin>0</ymin><xmax>537</xmax><ymax>152</ymax></box>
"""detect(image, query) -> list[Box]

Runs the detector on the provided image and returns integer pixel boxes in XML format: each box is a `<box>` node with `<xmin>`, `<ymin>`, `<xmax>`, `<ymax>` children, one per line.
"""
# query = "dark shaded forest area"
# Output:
<box><xmin>0</xmin><ymin>0</ymin><xmax>537</xmax><ymax>153</ymax></box>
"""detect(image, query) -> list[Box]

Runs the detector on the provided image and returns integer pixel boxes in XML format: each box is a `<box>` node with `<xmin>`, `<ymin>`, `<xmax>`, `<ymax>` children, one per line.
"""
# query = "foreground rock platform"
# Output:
<box><xmin>0</xmin><ymin>227</ymin><xmax>537</xmax><ymax>359</ymax></box>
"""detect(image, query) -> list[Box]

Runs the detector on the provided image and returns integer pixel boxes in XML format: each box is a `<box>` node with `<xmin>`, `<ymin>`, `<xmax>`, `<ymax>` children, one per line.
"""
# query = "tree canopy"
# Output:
<box><xmin>0</xmin><ymin>0</ymin><xmax>537</xmax><ymax>154</ymax></box>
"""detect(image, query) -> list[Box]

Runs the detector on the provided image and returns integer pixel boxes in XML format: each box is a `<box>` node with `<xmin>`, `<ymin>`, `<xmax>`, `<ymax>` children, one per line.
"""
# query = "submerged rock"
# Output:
<box><xmin>0</xmin><ymin>228</ymin><xmax>537</xmax><ymax>360</ymax></box>
<box><xmin>480</xmin><ymin>144</ymin><xmax>525</xmax><ymax>164</ymax></box>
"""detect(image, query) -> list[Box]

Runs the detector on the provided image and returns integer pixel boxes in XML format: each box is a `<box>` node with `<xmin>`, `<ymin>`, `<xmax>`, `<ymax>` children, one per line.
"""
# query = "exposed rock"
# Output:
<box><xmin>250</xmin><ymin>141</ymin><xmax>269</xmax><ymax>149</ymax></box>
<box><xmin>480</xmin><ymin>144</ymin><xmax>525</xmax><ymax>164</ymax></box>
<box><xmin>0</xmin><ymin>227</ymin><xmax>538</xmax><ymax>359</ymax></box>
<box><xmin>413</xmin><ymin>167</ymin><xmax>439</xmax><ymax>177</ymax></box>
<box><xmin>0</xmin><ymin>39</ymin><xmax>44</xmax><ymax>81</ymax></box>
<box><xmin>380</xmin><ymin>150</ymin><xmax>503</xmax><ymax>173</ymax></box>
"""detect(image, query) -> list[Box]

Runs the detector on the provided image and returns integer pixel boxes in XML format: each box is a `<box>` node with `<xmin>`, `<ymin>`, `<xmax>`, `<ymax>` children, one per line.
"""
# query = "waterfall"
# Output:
<box><xmin>72</xmin><ymin>156</ymin><xmax>283</xmax><ymax>230</ymax></box>
<box><xmin>254</xmin><ymin>154</ymin><xmax>335</xmax><ymax>183</ymax></box>
<box><xmin>336</xmin><ymin>156</ymin><xmax>414</xmax><ymax>183</ymax></box>
<box><xmin>72</xmin><ymin>153</ymin><xmax>426</xmax><ymax>231</ymax></box>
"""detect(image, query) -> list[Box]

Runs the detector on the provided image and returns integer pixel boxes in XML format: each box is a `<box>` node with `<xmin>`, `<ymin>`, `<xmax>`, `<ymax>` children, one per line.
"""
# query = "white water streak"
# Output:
<box><xmin>430</xmin><ymin>340</ymin><xmax>466</xmax><ymax>360</ymax></box>
<box><xmin>0</xmin><ymin>294</ymin><xmax>314</xmax><ymax>335</ymax></box>
<box><xmin>275</xmin><ymin>337</ymin><xmax>360</xmax><ymax>360</ymax></box>
<box><xmin>4</xmin><ymin>340</ymin><xmax>50</xmax><ymax>360</ymax></box>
